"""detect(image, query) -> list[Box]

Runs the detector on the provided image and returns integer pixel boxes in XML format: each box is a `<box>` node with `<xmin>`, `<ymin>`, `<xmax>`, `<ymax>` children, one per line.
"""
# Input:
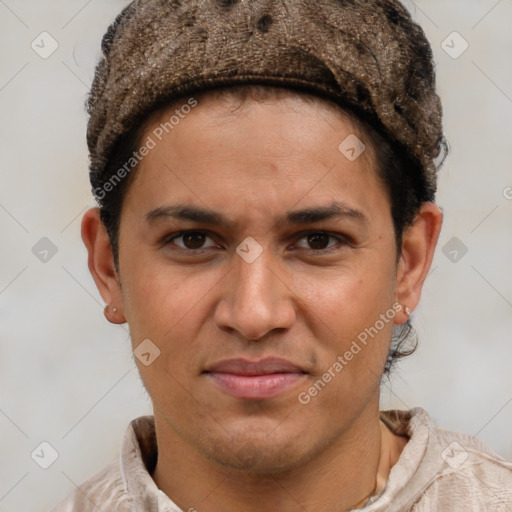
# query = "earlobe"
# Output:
<box><xmin>81</xmin><ymin>208</ymin><xmax>126</xmax><ymax>323</ymax></box>
<box><xmin>103</xmin><ymin>304</ymin><xmax>125</xmax><ymax>324</ymax></box>
<box><xmin>394</xmin><ymin>202</ymin><xmax>443</xmax><ymax>324</ymax></box>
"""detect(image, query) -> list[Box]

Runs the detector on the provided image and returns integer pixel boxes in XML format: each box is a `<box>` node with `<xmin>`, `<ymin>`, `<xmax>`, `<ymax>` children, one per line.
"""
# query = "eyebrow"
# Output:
<box><xmin>145</xmin><ymin>201</ymin><xmax>368</xmax><ymax>229</ymax></box>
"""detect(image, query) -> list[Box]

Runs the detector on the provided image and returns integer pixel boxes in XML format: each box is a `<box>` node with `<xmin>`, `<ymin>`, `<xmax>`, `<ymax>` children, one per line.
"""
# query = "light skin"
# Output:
<box><xmin>82</xmin><ymin>91</ymin><xmax>442</xmax><ymax>511</ymax></box>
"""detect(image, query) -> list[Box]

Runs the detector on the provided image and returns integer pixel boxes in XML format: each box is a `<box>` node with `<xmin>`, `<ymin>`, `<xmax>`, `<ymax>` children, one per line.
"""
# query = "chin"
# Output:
<box><xmin>211</xmin><ymin>442</ymin><xmax>303</xmax><ymax>475</ymax></box>
<box><xmin>198</xmin><ymin>424</ymin><xmax>313</xmax><ymax>475</ymax></box>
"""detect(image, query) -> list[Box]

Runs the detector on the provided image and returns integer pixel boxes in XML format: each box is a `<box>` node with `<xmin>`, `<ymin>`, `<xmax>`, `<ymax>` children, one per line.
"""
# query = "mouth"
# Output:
<box><xmin>203</xmin><ymin>357</ymin><xmax>308</xmax><ymax>400</ymax></box>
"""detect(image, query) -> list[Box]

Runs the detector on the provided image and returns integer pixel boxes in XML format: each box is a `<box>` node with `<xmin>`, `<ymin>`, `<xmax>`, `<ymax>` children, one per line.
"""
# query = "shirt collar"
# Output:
<box><xmin>120</xmin><ymin>415</ymin><xmax>183</xmax><ymax>512</ymax></box>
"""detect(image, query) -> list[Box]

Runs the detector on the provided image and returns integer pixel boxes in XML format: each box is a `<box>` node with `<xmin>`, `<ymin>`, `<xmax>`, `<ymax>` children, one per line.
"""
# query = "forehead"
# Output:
<box><xmin>122</xmin><ymin>89</ymin><xmax>388</xmax><ymax>227</ymax></box>
<box><xmin>147</xmin><ymin>87</ymin><xmax>370</xmax><ymax>137</ymax></box>
<box><xmin>137</xmin><ymin>88</ymin><xmax>377</xmax><ymax>174</ymax></box>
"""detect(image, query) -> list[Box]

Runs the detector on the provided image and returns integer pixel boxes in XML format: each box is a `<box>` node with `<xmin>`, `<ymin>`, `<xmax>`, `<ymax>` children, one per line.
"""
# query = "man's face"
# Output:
<box><xmin>118</xmin><ymin>92</ymin><xmax>399</xmax><ymax>472</ymax></box>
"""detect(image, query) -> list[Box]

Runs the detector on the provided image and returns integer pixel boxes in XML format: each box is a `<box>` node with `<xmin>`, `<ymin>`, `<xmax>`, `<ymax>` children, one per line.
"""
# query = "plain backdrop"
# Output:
<box><xmin>0</xmin><ymin>1</ymin><xmax>511</xmax><ymax>511</ymax></box>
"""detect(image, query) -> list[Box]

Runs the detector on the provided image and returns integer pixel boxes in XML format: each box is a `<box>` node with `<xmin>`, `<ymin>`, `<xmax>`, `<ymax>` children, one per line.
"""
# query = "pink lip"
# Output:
<box><xmin>204</xmin><ymin>358</ymin><xmax>307</xmax><ymax>400</ymax></box>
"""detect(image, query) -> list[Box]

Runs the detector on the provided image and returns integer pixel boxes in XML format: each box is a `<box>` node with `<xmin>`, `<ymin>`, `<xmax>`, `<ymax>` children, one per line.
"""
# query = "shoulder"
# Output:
<box><xmin>412</xmin><ymin>409</ymin><xmax>512</xmax><ymax>511</ymax></box>
<box><xmin>417</xmin><ymin>428</ymin><xmax>512</xmax><ymax>510</ymax></box>
<box><xmin>376</xmin><ymin>407</ymin><xmax>512</xmax><ymax>512</ymax></box>
<box><xmin>48</xmin><ymin>460</ymin><xmax>132</xmax><ymax>512</ymax></box>
<box><xmin>47</xmin><ymin>415</ymin><xmax>158</xmax><ymax>512</ymax></box>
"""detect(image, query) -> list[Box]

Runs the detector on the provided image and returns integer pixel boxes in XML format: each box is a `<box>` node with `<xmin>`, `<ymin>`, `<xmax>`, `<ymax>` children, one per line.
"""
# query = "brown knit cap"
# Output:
<box><xmin>87</xmin><ymin>0</ymin><xmax>446</xmax><ymax>196</ymax></box>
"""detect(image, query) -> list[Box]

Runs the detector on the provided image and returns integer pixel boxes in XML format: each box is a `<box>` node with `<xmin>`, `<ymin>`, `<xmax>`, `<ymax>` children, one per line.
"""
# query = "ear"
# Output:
<box><xmin>81</xmin><ymin>207</ymin><xmax>126</xmax><ymax>324</ymax></box>
<box><xmin>394</xmin><ymin>202</ymin><xmax>443</xmax><ymax>324</ymax></box>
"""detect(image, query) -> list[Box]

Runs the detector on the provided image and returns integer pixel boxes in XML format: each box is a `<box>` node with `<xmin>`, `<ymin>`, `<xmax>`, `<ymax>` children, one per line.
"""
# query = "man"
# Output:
<box><xmin>52</xmin><ymin>0</ymin><xmax>512</xmax><ymax>510</ymax></box>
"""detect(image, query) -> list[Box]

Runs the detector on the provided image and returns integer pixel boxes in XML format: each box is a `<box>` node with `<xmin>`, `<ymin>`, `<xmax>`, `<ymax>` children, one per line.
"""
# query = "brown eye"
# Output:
<box><xmin>164</xmin><ymin>231</ymin><xmax>217</xmax><ymax>251</ymax></box>
<box><xmin>181</xmin><ymin>232</ymin><xmax>206</xmax><ymax>249</ymax></box>
<box><xmin>307</xmin><ymin>233</ymin><xmax>331</xmax><ymax>250</ymax></box>
<box><xmin>294</xmin><ymin>232</ymin><xmax>348</xmax><ymax>252</ymax></box>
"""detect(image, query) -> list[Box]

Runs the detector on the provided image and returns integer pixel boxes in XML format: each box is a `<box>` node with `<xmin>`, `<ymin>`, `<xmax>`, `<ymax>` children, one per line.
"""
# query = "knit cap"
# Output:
<box><xmin>87</xmin><ymin>0</ymin><xmax>446</xmax><ymax>195</ymax></box>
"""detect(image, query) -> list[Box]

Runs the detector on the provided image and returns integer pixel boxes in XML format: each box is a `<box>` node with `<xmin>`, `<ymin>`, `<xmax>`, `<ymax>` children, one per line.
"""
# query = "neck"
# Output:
<box><xmin>151</xmin><ymin>402</ymin><xmax>405</xmax><ymax>512</ymax></box>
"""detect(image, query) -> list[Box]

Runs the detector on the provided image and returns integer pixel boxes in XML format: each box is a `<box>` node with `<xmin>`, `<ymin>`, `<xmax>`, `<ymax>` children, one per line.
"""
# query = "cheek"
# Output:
<box><xmin>122</xmin><ymin>258</ymin><xmax>196</xmax><ymax>360</ymax></box>
<box><xmin>122</xmin><ymin>266</ymin><xmax>211</xmax><ymax>409</ymax></box>
<box><xmin>297</xmin><ymin>275</ymin><xmax>395</xmax><ymax>418</ymax></box>
<box><xmin>121</xmin><ymin>261</ymin><xmax>212</xmax><ymax>346</ymax></box>
<box><xmin>121</xmin><ymin>262</ymin><xmax>235</xmax><ymax>398</ymax></box>
<box><xmin>295</xmin><ymin>256</ymin><xmax>396</xmax><ymax>335</ymax></box>
<box><xmin>293</xmin><ymin>258</ymin><xmax>396</xmax><ymax>395</ymax></box>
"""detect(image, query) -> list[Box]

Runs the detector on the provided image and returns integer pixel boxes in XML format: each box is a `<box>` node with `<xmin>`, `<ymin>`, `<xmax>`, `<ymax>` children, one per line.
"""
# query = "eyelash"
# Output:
<box><xmin>160</xmin><ymin>230</ymin><xmax>351</xmax><ymax>254</ymax></box>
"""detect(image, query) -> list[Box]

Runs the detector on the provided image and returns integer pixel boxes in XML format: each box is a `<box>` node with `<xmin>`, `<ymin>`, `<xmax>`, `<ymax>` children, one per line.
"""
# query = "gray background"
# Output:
<box><xmin>0</xmin><ymin>1</ymin><xmax>511</xmax><ymax>511</ymax></box>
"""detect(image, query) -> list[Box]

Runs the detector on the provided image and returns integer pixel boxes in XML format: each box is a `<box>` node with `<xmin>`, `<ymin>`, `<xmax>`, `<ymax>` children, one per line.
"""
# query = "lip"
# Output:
<box><xmin>203</xmin><ymin>358</ymin><xmax>307</xmax><ymax>400</ymax></box>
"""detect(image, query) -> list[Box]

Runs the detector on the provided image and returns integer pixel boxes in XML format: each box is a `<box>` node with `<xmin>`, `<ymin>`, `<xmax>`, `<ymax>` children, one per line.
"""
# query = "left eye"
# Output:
<box><xmin>295</xmin><ymin>232</ymin><xmax>345</xmax><ymax>251</ymax></box>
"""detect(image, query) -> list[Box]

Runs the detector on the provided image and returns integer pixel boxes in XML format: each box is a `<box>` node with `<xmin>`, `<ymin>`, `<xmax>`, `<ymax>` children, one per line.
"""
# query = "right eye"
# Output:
<box><xmin>162</xmin><ymin>230</ymin><xmax>219</xmax><ymax>251</ymax></box>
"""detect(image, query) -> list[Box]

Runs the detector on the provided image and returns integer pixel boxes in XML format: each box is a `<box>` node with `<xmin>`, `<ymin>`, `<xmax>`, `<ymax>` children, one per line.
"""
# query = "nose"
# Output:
<box><xmin>214</xmin><ymin>249</ymin><xmax>296</xmax><ymax>341</ymax></box>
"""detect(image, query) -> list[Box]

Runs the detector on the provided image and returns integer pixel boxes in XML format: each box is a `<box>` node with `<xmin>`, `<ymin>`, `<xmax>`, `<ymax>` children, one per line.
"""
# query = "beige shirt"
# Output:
<box><xmin>50</xmin><ymin>408</ymin><xmax>512</xmax><ymax>511</ymax></box>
